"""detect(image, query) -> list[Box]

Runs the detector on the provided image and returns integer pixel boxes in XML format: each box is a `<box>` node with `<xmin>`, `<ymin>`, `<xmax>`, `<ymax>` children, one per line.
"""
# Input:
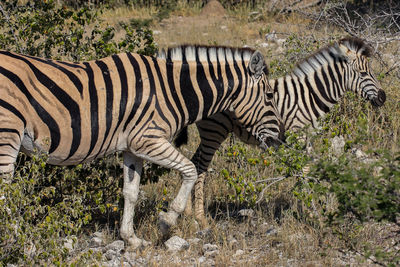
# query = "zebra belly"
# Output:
<box><xmin>20</xmin><ymin>128</ymin><xmax>124</xmax><ymax>166</ymax></box>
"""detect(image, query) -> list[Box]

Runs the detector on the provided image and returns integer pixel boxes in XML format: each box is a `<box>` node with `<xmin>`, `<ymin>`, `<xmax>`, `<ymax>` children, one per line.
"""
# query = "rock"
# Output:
<box><xmin>265</xmin><ymin>227</ymin><xmax>278</xmax><ymax>236</ymax></box>
<box><xmin>105</xmin><ymin>240</ymin><xmax>125</xmax><ymax>254</ymax></box>
<box><xmin>203</xmin><ymin>243</ymin><xmax>219</xmax><ymax>257</ymax></box>
<box><xmin>265</xmin><ymin>31</ymin><xmax>277</xmax><ymax>42</ymax></box>
<box><xmin>228</xmin><ymin>238</ymin><xmax>238</xmax><ymax>249</ymax></box>
<box><xmin>63</xmin><ymin>237</ymin><xmax>74</xmax><ymax>251</ymax></box>
<box><xmin>164</xmin><ymin>236</ymin><xmax>189</xmax><ymax>251</ymax></box>
<box><xmin>330</xmin><ymin>136</ymin><xmax>345</xmax><ymax>156</ymax></box>
<box><xmin>104</xmin><ymin>249</ymin><xmax>117</xmax><ymax>261</ymax></box>
<box><xmin>353</xmin><ymin>148</ymin><xmax>367</xmax><ymax>159</ymax></box>
<box><xmin>90</xmin><ymin>236</ymin><xmax>103</xmax><ymax>247</ymax></box>
<box><xmin>103</xmin><ymin>258</ymin><xmax>121</xmax><ymax>267</ymax></box>
<box><xmin>204</xmin><ymin>258</ymin><xmax>216</xmax><ymax>266</ymax></box>
<box><xmin>204</xmin><ymin>250</ymin><xmax>219</xmax><ymax>257</ymax></box>
<box><xmin>93</xmin><ymin>231</ymin><xmax>103</xmax><ymax>238</ymax></box>
<box><xmin>234</xmin><ymin>249</ymin><xmax>244</xmax><ymax>257</ymax></box>
<box><xmin>238</xmin><ymin>208</ymin><xmax>254</xmax><ymax>217</ymax></box>
<box><xmin>198</xmin><ymin>256</ymin><xmax>207</xmax><ymax>263</ymax></box>
<box><xmin>196</xmin><ymin>228</ymin><xmax>212</xmax><ymax>238</ymax></box>
<box><xmin>188</xmin><ymin>237</ymin><xmax>201</xmax><ymax>245</ymax></box>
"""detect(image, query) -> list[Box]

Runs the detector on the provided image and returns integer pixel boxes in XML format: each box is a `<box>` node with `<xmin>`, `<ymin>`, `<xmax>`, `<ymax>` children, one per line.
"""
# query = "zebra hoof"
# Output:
<box><xmin>158</xmin><ymin>211</ymin><xmax>179</xmax><ymax>235</ymax></box>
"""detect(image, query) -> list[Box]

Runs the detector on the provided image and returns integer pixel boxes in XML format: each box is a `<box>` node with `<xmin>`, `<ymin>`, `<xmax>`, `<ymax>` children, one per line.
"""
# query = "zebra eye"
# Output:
<box><xmin>266</xmin><ymin>93</ymin><xmax>274</xmax><ymax>99</ymax></box>
<box><xmin>360</xmin><ymin>72</ymin><xmax>368</xmax><ymax>78</ymax></box>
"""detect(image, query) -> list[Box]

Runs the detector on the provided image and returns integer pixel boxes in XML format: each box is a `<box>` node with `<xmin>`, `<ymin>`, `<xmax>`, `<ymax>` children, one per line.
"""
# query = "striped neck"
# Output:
<box><xmin>271</xmin><ymin>43</ymin><xmax>348</xmax><ymax>130</ymax></box>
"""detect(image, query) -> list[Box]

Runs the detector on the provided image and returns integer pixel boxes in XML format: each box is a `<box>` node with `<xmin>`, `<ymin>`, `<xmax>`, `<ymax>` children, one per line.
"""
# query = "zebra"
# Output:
<box><xmin>0</xmin><ymin>45</ymin><xmax>283</xmax><ymax>249</ymax></box>
<box><xmin>175</xmin><ymin>37</ymin><xmax>386</xmax><ymax>227</ymax></box>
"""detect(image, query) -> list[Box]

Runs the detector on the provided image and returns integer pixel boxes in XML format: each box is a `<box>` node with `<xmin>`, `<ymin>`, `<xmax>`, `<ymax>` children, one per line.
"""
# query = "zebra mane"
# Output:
<box><xmin>292</xmin><ymin>37</ymin><xmax>372</xmax><ymax>78</ymax></box>
<box><xmin>339</xmin><ymin>36</ymin><xmax>373</xmax><ymax>57</ymax></box>
<box><xmin>157</xmin><ymin>45</ymin><xmax>257</xmax><ymax>63</ymax></box>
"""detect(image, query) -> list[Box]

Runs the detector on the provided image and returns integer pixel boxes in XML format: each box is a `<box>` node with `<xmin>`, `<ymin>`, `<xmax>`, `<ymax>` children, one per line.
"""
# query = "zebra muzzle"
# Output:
<box><xmin>371</xmin><ymin>89</ymin><xmax>386</xmax><ymax>107</ymax></box>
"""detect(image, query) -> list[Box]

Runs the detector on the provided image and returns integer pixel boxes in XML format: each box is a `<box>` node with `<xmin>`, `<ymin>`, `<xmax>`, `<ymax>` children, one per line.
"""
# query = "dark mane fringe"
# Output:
<box><xmin>339</xmin><ymin>36</ymin><xmax>373</xmax><ymax>57</ymax></box>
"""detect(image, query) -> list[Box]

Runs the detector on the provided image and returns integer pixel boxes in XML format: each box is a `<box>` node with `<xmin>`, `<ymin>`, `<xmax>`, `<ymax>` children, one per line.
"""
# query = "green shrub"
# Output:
<box><xmin>0</xmin><ymin>152</ymin><xmax>109</xmax><ymax>265</ymax></box>
<box><xmin>0</xmin><ymin>0</ymin><xmax>157</xmax><ymax>60</ymax></box>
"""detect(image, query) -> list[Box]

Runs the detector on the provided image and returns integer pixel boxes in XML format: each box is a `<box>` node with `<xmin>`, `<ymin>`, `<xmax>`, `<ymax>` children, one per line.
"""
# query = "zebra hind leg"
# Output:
<box><xmin>194</xmin><ymin>172</ymin><xmax>209</xmax><ymax>229</ymax></box>
<box><xmin>120</xmin><ymin>152</ymin><xmax>151</xmax><ymax>250</ymax></box>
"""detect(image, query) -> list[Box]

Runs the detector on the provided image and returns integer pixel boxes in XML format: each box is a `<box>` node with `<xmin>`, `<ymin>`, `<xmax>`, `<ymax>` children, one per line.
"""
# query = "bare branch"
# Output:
<box><xmin>256</xmin><ymin>176</ymin><xmax>287</xmax><ymax>204</ymax></box>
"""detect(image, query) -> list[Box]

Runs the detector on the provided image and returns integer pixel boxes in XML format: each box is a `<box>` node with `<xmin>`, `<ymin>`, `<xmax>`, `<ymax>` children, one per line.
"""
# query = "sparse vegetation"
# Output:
<box><xmin>0</xmin><ymin>0</ymin><xmax>399</xmax><ymax>266</ymax></box>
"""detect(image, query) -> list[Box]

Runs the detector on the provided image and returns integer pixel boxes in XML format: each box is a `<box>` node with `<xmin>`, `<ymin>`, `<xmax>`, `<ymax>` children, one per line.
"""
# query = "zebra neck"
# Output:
<box><xmin>272</xmin><ymin>64</ymin><xmax>346</xmax><ymax>131</ymax></box>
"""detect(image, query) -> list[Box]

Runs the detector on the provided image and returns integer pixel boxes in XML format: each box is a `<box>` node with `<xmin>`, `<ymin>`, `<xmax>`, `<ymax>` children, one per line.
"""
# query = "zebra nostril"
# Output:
<box><xmin>372</xmin><ymin>89</ymin><xmax>386</xmax><ymax>107</ymax></box>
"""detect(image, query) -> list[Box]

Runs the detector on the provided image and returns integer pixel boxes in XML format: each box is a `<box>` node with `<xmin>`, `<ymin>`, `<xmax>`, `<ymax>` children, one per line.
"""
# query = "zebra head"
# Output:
<box><xmin>234</xmin><ymin>50</ymin><xmax>284</xmax><ymax>149</ymax></box>
<box><xmin>339</xmin><ymin>37</ymin><xmax>386</xmax><ymax>107</ymax></box>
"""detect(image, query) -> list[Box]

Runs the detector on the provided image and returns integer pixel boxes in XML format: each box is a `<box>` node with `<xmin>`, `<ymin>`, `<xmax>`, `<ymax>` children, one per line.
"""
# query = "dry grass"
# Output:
<box><xmin>89</xmin><ymin>3</ymin><xmax>400</xmax><ymax>266</ymax></box>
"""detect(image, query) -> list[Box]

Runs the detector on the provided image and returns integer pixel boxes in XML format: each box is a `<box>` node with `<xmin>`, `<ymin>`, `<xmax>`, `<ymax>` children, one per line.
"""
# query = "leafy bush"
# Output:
<box><xmin>0</xmin><ymin>0</ymin><xmax>157</xmax><ymax>61</ymax></box>
<box><xmin>0</xmin><ymin>153</ymin><xmax>103</xmax><ymax>265</ymax></box>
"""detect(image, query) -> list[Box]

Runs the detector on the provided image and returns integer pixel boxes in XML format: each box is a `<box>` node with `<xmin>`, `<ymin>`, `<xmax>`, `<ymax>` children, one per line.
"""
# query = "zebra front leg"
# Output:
<box><xmin>158</xmin><ymin>154</ymin><xmax>197</xmax><ymax>235</ymax></box>
<box><xmin>133</xmin><ymin>138</ymin><xmax>198</xmax><ymax>235</ymax></box>
<box><xmin>120</xmin><ymin>152</ymin><xmax>150</xmax><ymax>250</ymax></box>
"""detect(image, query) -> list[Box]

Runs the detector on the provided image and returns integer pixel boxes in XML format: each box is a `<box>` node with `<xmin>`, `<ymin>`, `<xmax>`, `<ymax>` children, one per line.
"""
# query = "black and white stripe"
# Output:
<box><xmin>177</xmin><ymin>37</ymin><xmax>386</xmax><ymax>227</ymax></box>
<box><xmin>0</xmin><ymin>46</ymin><xmax>282</xmax><ymax>248</ymax></box>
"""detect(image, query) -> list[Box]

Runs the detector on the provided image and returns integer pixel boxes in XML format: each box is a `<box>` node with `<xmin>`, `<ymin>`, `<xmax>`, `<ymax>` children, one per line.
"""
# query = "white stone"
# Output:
<box><xmin>203</xmin><ymin>243</ymin><xmax>219</xmax><ymax>252</ymax></box>
<box><xmin>104</xmin><ymin>249</ymin><xmax>117</xmax><ymax>261</ymax></box>
<box><xmin>90</xmin><ymin>236</ymin><xmax>103</xmax><ymax>247</ymax></box>
<box><xmin>234</xmin><ymin>249</ymin><xmax>244</xmax><ymax>257</ymax></box>
<box><xmin>188</xmin><ymin>237</ymin><xmax>201</xmax><ymax>245</ymax></box>
<box><xmin>164</xmin><ymin>236</ymin><xmax>189</xmax><ymax>251</ymax></box>
<box><xmin>63</xmin><ymin>237</ymin><xmax>74</xmax><ymax>251</ymax></box>
<box><xmin>196</xmin><ymin>228</ymin><xmax>212</xmax><ymax>238</ymax></box>
<box><xmin>204</xmin><ymin>250</ymin><xmax>219</xmax><ymax>257</ymax></box>
<box><xmin>265</xmin><ymin>31</ymin><xmax>277</xmax><ymax>42</ymax></box>
<box><xmin>103</xmin><ymin>258</ymin><xmax>121</xmax><ymax>267</ymax></box>
<box><xmin>93</xmin><ymin>231</ymin><xmax>103</xmax><ymax>237</ymax></box>
<box><xmin>354</xmin><ymin>148</ymin><xmax>367</xmax><ymax>159</ymax></box>
<box><xmin>276</xmin><ymin>38</ymin><xmax>286</xmax><ymax>46</ymax></box>
<box><xmin>330</xmin><ymin>136</ymin><xmax>345</xmax><ymax>156</ymax></box>
<box><xmin>228</xmin><ymin>238</ymin><xmax>238</xmax><ymax>248</ymax></box>
<box><xmin>265</xmin><ymin>227</ymin><xmax>277</xmax><ymax>236</ymax></box>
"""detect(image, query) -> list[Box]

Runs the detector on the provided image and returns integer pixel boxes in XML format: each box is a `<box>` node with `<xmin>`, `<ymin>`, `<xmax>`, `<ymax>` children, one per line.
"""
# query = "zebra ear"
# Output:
<box><xmin>249</xmin><ymin>51</ymin><xmax>266</xmax><ymax>78</ymax></box>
